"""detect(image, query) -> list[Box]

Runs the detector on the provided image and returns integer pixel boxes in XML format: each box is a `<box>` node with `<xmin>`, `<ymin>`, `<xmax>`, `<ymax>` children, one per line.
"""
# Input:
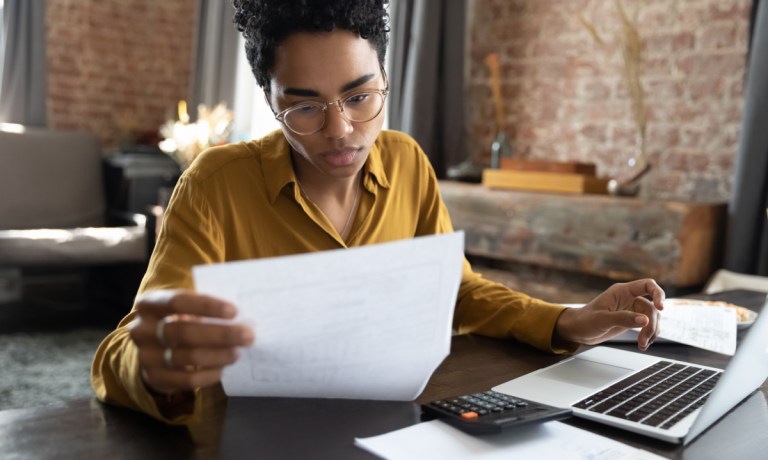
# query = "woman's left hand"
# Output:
<box><xmin>555</xmin><ymin>278</ymin><xmax>665</xmax><ymax>351</ymax></box>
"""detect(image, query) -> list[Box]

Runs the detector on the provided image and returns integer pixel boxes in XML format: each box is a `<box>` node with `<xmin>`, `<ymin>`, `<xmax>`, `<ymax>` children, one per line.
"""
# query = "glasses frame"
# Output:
<box><xmin>274</xmin><ymin>81</ymin><xmax>390</xmax><ymax>136</ymax></box>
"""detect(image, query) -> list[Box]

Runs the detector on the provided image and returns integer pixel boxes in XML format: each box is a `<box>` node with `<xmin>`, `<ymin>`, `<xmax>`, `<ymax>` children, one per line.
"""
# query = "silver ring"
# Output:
<box><xmin>155</xmin><ymin>318</ymin><xmax>169</xmax><ymax>346</ymax></box>
<box><xmin>163</xmin><ymin>347</ymin><xmax>174</xmax><ymax>368</ymax></box>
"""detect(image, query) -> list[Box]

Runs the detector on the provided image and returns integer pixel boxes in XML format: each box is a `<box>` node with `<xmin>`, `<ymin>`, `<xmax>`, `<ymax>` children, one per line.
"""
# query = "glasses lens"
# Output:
<box><xmin>283</xmin><ymin>103</ymin><xmax>325</xmax><ymax>135</ymax></box>
<box><xmin>281</xmin><ymin>91</ymin><xmax>387</xmax><ymax>135</ymax></box>
<box><xmin>342</xmin><ymin>91</ymin><xmax>385</xmax><ymax>123</ymax></box>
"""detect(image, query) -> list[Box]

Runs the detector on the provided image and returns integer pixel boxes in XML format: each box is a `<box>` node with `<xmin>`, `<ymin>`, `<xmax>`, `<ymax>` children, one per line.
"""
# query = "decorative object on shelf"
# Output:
<box><xmin>483</xmin><ymin>168</ymin><xmax>610</xmax><ymax>195</ymax></box>
<box><xmin>447</xmin><ymin>53</ymin><xmax>512</xmax><ymax>183</ymax></box>
<box><xmin>485</xmin><ymin>53</ymin><xmax>513</xmax><ymax>169</ymax></box>
<box><xmin>580</xmin><ymin>0</ymin><xmax>650</xmax><ymax>196</ymax></box>
<box><xmin>482</xmin><ymin>159</ymin><xmax>609</xmax><ymax>195</ymax></box>
<box><xmin>158</xmin><ymin>100</ymin><xmax>234</xmax><ymax>169</ymax></box>
<box><xmin>499</xmin><ymin>158</ymin><xmax>597</xmax><ymax>176</ymax></box>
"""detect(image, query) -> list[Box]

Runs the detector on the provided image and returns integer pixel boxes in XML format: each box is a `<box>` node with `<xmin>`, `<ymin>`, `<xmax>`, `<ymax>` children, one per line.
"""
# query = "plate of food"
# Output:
<box><xmin>665</xmin><ymin>298</ymin><xmax>758</xmax><ymax>329</ymax></box>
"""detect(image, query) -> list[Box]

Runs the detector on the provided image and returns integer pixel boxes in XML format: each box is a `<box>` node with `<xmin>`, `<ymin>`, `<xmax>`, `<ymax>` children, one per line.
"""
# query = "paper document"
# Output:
<box><xmin>193</xmin><ymin>232</ymin><xmax>465</xmax><ymax>400</ymax></box>
<box><xmin>354</xmin><ymin>420</ymin><xmax>665</xmax><ymax>460</ymax></box>
<box><xmin>562</xmin><ymin>300</ymin><xmax>737</xmax><ymax>355</ymax></box>
<box><xmin>657</xmin><ymin>304</ymin><xmax>737</xmax><ymax>355</ymax></box>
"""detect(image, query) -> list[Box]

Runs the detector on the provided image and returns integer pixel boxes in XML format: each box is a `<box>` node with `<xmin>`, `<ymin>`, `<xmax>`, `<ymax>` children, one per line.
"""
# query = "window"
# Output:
<box><xmin>231</xmin><ymin>35</ymin><xmax>280</xmax><ymax>142</ymax></box>
<box><xmin>0</xmin><ymin>0</ymin><xmax>5</xmax><ymax>103</ymax></box>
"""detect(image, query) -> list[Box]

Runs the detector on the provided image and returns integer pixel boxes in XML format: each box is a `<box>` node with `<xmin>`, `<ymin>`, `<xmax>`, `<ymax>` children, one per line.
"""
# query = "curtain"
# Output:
<box><xmin>187</xmin><ymin>0</ymin><xmax>240</xmax><ymax>117</ymax></box>
<box><xmin>724</xmin><ymin>0</ymin><xmax>768</xmax><ymax>275</ymax></box>
<box><xmin>749</xmin><ymin>0</ymin><xmax>761</xmax><ymax>56</ymax></box>
<box><xmin>0</xmin><ymin>0</ymin><xmax>47</xmax><ymax>127</ymax></box>
<box><xmin>387</xmin><ymin>0</ymin><xmax>467</xmax><ymax>178</ymax></box>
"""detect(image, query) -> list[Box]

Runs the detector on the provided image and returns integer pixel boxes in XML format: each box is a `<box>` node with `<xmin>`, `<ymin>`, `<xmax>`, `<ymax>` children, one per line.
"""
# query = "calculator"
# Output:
<box><xmin>421</xmin><ymin>390</ymin><xmax>571</xmax><ymax>435</ymax></box>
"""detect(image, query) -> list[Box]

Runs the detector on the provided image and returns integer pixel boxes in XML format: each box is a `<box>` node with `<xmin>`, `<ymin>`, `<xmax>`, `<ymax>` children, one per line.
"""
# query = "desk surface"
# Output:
<box><xmin>1</xmin><ymin>290</ymin><xmax>767</xmax><ymax>459</ymax></box>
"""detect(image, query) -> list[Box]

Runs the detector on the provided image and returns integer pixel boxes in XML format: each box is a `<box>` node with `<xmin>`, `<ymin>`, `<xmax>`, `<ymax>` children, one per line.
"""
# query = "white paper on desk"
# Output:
<box><xmin>354</xmin><ymin>420</ymin><xmax>665</xmax><ymax>460</ymax></box>
<box><xmin>562</xmin><ymin>302</ymin><xmax>737</xmax><ymax>355</ymax></box>
<box><xmin>192</xmin><ymin>232</ymin><xmax>464</xmax><ymax>400</ymax></box>
<box><xmin>658</xmin><ymin>304</ymin><xmax>737</xmax><ymax>355</ymax></box>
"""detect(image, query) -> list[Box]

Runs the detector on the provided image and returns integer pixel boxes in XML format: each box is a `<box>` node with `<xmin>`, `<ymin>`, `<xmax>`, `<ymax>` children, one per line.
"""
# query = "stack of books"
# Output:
<box><xmin>482</xmin><ymin>159</ymin><xmax>610</xmax><ymax>194</ymax></box>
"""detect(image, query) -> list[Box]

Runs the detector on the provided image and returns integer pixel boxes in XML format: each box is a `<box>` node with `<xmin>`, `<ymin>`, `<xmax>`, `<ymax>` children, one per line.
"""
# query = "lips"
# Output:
<box><xmin>321</xmin><ymin>147</ymin><xmax>360</xmax><ymax>167</ymax></box>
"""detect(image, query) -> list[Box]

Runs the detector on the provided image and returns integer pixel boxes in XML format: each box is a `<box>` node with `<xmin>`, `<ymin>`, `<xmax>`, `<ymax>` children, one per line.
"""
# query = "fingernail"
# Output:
<box><xmin>222</xmin><ymin>303</ymin><xmax>237</xmax><ymax>317</ymax></box>
<box><xmin>241</xmin><ymin>329</ymin><xmax>254</xmax><ymax>343</ymax></box>
<box><xmin>635</xmin><ymin>315</ymin><xmax>646</xmax><ymax>325</ymax></box>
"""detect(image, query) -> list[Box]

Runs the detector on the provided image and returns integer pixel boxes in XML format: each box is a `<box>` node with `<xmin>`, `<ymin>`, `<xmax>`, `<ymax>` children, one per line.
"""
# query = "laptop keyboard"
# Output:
<box><xmin>573</xmin><ymin>361</ymin><xmax>722</xmax><ymax>430</ymax></box>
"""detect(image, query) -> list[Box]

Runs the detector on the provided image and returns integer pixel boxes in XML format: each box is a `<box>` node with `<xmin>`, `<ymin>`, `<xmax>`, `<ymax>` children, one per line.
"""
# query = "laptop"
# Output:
<box><xmin>493</xmin><ymin>295</ymin><xmax>768</xmax><ymax>444</ymax></box>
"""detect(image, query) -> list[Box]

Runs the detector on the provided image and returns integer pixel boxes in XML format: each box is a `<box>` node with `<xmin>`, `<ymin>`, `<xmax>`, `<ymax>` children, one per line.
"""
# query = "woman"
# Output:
<box><xmin>92</xmin><ymin>0</ymin><xmax>664</xmax><ymax>423</ymax></box>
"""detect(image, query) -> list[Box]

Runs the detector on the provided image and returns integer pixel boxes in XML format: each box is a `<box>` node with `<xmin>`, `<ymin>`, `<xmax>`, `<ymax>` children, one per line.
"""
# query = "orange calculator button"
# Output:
<box><xmin>460</xmin><ymin>411</ymin><xmax>479</xmax><ymax>419</ymax></box>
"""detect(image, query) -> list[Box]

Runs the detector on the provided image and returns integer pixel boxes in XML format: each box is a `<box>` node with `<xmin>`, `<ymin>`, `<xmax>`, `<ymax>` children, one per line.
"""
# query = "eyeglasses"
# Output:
<box><xmin>274</xmin><ymin>88</ymin><xmax>389</xmax><ymax>136</ymax></box>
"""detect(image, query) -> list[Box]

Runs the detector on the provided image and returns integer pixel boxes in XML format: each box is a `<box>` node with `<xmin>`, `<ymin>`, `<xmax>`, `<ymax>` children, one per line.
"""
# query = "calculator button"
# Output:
<box><xmin>461</xmin><ymin>411</ymin><xmax>479</xmax><ymax>419</ymax></box>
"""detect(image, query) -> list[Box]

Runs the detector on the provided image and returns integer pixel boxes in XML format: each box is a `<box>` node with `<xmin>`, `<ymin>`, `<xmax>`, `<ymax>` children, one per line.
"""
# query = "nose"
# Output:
<box><xmin>322</xmin><ymin>101</ymin><xmax>353</xmax><ymax>139</ymax></box>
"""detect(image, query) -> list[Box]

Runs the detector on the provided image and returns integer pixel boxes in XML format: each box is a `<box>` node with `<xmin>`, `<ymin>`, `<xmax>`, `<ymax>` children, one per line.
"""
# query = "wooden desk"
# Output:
<box><xmin>1</xmin><ymin>290</ymin><xmax>766</xmax><ymax>459</ymax></box>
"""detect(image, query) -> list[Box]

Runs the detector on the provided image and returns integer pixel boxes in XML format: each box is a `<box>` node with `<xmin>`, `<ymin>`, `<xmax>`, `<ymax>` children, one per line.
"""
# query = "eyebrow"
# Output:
<box><xmin>283</xmin><ymin>73</ymin><xmax>376</xmax><ymax>97</ymax></box>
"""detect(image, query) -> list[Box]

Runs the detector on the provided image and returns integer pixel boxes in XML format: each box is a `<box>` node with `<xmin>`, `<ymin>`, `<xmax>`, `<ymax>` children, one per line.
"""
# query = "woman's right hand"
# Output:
<box><xmin>128</xmin><ymin>290</ymin><xmax>255</xmax><ymax>396</ymax></box>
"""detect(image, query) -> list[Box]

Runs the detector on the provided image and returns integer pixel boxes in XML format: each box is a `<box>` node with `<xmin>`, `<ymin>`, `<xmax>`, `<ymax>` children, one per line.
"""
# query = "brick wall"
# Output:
<box><xmin>467</xmin><ymin>0</ymin><xmax>751</xmax><ymax>201</ymax></box>
<box><xmin>46</xmin><ymin>0</ymin><xmax>197</xmax><ymax>148</ymax></box>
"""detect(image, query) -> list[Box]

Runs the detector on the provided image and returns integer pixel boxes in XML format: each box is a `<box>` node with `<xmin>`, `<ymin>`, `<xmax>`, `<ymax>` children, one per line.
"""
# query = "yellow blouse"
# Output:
<box><xmin>91</xmin><ymin>129</ymin><xmax>571</xmax><ymax>423</ymax></box>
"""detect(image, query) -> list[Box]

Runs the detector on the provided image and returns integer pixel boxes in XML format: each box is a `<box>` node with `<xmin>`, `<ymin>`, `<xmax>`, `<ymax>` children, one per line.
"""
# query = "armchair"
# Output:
<box><xmin>0</xmin><ymin>126</ymin><xmax>149</xmax><ymax>321</ymax></box>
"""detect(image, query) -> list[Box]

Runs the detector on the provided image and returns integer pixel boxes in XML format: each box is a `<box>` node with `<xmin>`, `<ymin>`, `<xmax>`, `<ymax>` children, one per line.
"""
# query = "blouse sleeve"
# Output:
<box><xmin>91</xmin><ymin>176</ymin><xmax>225</xmax><ymax>424</ymax></box>
<box><xmin>413</xmin><ymin>150</ymin><xmax>576</xmax><ymax>354</ymax></box>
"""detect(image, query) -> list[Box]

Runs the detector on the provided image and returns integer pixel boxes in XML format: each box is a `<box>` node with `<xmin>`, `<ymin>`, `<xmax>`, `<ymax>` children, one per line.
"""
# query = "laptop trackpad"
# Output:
<box><xmin>537</xmin><ymin>357</ymin><xmax>634</xmax><ymax>390</ymax></box>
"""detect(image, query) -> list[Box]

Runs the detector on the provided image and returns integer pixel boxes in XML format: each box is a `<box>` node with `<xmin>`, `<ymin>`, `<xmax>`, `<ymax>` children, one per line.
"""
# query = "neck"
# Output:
<box><xmin>294</xmin><ymin>163</ymin><xmax>363</xmax><ymax>241</ymax></box>
<box><xmin>291</xmin><ymin>150</ymin><xmax>361</xmax><ymax>203</ymax></box>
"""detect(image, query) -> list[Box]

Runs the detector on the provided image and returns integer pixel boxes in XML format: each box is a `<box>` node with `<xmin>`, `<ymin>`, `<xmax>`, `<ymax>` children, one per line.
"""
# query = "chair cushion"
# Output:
<box><xmin>0</xmin><ymin>128</ymin><xmax>106</xmax><ymax>230</ymax></box>
<box><xmin>0</xmin><ymin>227</ymin><xmax>147</xmax><ymax>265</ymax></box>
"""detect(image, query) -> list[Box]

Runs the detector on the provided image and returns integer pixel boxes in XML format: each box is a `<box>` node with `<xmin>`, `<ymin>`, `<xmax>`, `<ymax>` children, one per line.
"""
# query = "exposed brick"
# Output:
<box><xmin>686</xmin><ymin>76</ymin><xmax>727</xmax><ymax>100</ymax></box>
<box><xmin>665</xmin><ymin>151</ymin><xmax>711</xmax><ymax>171</ymax></box>
<box><xmin>644</xmin><ymin>78</ymin><xmax>685</xmax><ymax>100</ymax></box>
<box><xmin>611</xmin><ymin>124</ymin><xmax>636</xmax><ymax>146</ymax></box>
<box><xmin>700</xmin><ymin>1</ymin><xmax>752</xmax><ymax>22</ymax></box>
<box><xmin>648</xmin><ymin>124</ymin><xmax>681</xmax><ymax>148</ymax></box>
<box><xmin>645</xmin><ymin>32</ymin><xmax>695</xmax><ymax>56</ymax></box>
<box><xmin>46</xmin><ymin>0</ymin><xmax>196</xmax><ymax>148</ymax></box>
<box><xmin>578</xmin><ymin>79</ymin><xmax>614</xmax><ymax>100</ymax></box>
<box><xmin>697</xmin><ymin>23</ymin><xmax>740</xmax><ymax>50</ymax></box>
<box><xmin>676</xmin><ymin>53</ymin><xmax>747</xmax><ymax>77</ymax></box>
<box><xmin>468</xmin><ymin>0</ymin><xmax>747</xmax><ymax>201</ymax></box>
<box><xmin>579</xmin><ymin>123</ymin><xmax>608</xmax><ymax>143</ymax></box>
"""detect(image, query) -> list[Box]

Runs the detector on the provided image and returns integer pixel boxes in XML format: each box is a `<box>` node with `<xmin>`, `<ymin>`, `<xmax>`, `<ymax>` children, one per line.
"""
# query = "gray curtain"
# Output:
<box><xmin>0</xmin><ymin>0</ymin><xmax>47</xmax><ymax>127</ymax></box>
<box><xmin>387</xmin><ymin>0</ymin><xmax>467</xmax><ymax>178</ymax></box>
<box><xmin>187</xmin><ymin>0</ymin><xmax>239</xmax><ymax>116</ymax></box>
<box><xmin>724</xmin><ymin>0</ymin><xmax>768</xmax><ymax>275</ymax></box>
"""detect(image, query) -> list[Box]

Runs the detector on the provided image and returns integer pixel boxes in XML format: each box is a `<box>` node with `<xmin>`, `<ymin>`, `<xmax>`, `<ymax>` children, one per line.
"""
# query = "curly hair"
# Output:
<box><xmin>232</xmin><ymin>0</ymin><xmax>390</xmax><ymax>92</ymax></box>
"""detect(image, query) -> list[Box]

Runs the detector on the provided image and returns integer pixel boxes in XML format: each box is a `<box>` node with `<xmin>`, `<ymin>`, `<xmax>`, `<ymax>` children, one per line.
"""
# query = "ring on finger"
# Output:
<box><xmin>163</xmin><ymin>347</ymin><xmax>174</xmax><ymax>368</ymax></box>
<box><xmin>155</xmin><ymin>317</ymin><xmax>170</xmax><ymax>346</ymax></box>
